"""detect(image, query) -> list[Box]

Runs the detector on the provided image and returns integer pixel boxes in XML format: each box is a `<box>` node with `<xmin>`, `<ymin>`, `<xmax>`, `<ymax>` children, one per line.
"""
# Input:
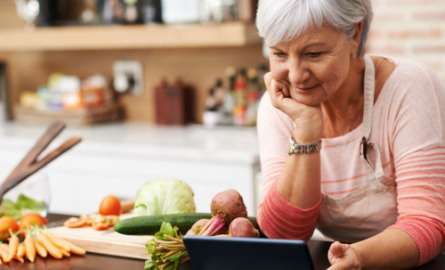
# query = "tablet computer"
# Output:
<box><xmin>183</xmin><ymin>236</ymin><xmax>314</xmax><ymax>270</ymax></box>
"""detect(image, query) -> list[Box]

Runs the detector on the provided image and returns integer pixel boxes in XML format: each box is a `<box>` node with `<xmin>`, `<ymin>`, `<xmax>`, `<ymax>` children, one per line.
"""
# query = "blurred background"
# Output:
<box><xmin>0</xmin><ymin>0</ymin><xmax>443</xmax><ymax>216</ymax></box>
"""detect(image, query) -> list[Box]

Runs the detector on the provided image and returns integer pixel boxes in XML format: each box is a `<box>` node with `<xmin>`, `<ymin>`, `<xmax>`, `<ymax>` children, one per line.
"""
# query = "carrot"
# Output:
<box><xmin>15</xmin><ymin>243</ymin><xmax>25</xmax><ymax>263</ymax></box>
<box><xmin>5</xmin><ymin>233</ymin><xmax>19</xmax><ymax>263</ymax></box>
<box><xmin>36</xmin><ymin>233</ymin><xmax>63</xmax><ymax>259</ymax></box>
<box><xmin>44</xmin><ymin>232</ymin><xmax>70</xmax><ymax>252</ymax></box>
<box><xmin>24</xmin><ymin>233</ymin><xmax>36</xmax><ymax>262</ymax></box>
<box><xmin>60</xmin><ymin>248</ymin><xmax>70</xmax><ymax>257</ymax></box>
<box><xmin>0</xmin><ymin>244</ymin><xmax>7</xmax><ymax>263</ymax></box>
<box><xmin>58</xmin><ymin>238</ymin><xmax>86</xmax><ymax>255</ymax></box>
<box><xmin>34</xmin><ymin>238</ymin><xmax>47</xmax><ymax>258</ymax></box>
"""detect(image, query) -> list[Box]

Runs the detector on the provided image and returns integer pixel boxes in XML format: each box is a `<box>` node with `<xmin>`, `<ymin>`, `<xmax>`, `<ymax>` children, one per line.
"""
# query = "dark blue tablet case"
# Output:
<box><xmin>183</xmin><ymin>236</ymin><xmax>314</xmax><ymax>270</ymax></box>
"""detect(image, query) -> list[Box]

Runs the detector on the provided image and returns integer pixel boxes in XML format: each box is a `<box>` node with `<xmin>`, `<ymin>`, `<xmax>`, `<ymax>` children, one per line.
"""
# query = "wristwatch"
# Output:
<box><xmin>288</xmin><ymin>137</ymin><xmax>322</xmax><ymax>155</ymax></box>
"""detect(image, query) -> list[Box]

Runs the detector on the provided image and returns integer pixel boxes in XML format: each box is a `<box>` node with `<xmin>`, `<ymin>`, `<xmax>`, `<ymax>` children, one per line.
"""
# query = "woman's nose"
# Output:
<box><xmin>288</xmin><ymin>63</ymin><xmax>311</xmax><ymax>86</ymax></box>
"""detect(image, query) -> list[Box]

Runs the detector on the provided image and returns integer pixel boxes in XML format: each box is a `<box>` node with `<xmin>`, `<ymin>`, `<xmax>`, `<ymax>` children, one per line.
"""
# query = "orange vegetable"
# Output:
<box><xmin>0</xmin><ymin>244</ymin><xmax>8</xmax><ymax>262</ymax></box>
<box><xmin>99</xmin><ymin>195</ymin><xmax>121</xmax><ymax>216</ymax></box>
<box><xmin>60</xmin><ymin>248</ymin><xmax>70</xmax><ymax>257</ymax></box>
<box><xmin>108</xmin><ymin>215</ymin><xmax>120</xmax><ymax>226</ymax></box>
<box><xmin>92</xmin><ymin>219</ymin><xmax>111</xmax><ymax>230</ymax></box>
<box><xmin>64</xmin><ymin>217</ymin><xmax>87</xmax><ymax>228</ymax></box>
<box><xmin>36</xmin><ymin>233</ymin><xmax>63</xmax><ymax>259</ymax></box>
<box><xmin>58</xmin><ymin>238</ymin><xmax>86</xmax><ymax>255</ymax></box>
<box><xmin>19</xmin><ymin>213</ymin><xmax>48</xmax><ymax>233</ymax></box>
<box><xmin>0</xmin><ymin>216</ymin><xmax>18</xmax><ymax>241</ymax></box>
<box><xmin>17</xmin><ymin>243</ymin><xmax>25</xmax><ymax>259</ymax></box>
<box><xmin>34</xmin><ymin>239</ymin><xmax>47</xmax><ymax>258</ymax></box>
<box><xmin>24</xmin><ymin>233</ymin><xmax>36</xmax><ymax>262</ymax></box>
<box><xmin>45</xmin><ymin>232</ymin><xmax>70</xmax><ymax>252</ymax></box>
<box><xmin>14</xmin><ymin>243</ymin><xmax>25</xmax><ymax>263</ymax></box>
<box><xmin>5</xmin><ymin>233</ymin><xmax>19</xmax><ymax>263</ymax></box>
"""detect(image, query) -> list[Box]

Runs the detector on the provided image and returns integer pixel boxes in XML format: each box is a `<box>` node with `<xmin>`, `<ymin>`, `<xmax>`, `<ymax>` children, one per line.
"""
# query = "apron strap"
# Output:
<box><xmin>360</xmin><ymin>56</ymin><xmax>385</xmax><ymax>181</ymax></box>
<box><xmin>362</xmin><ymin>55</ymin><xmax>375</xmax><ymax>140</ymax></box>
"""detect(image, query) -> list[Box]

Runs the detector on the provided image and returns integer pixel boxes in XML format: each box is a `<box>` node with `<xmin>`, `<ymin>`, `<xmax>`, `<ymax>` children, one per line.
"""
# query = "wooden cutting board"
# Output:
<box><xmin>48</xmin><ymin>215</ymin><xmax>152</xmax><ymax>260</ymax></box>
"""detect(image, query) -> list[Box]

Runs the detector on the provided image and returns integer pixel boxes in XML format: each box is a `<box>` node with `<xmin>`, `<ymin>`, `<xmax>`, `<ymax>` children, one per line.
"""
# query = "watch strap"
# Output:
<box><xmin>288</xmin><ymin>137</ymin><xmax>322</xmax><ymax>155</ymax></box>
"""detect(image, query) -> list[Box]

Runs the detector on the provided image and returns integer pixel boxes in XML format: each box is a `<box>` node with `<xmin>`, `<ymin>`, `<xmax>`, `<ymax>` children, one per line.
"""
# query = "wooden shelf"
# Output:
<box><xmin>0</xmin><ymin>22</ymin><xmax>262</xmax><ymax>51</ymax></box>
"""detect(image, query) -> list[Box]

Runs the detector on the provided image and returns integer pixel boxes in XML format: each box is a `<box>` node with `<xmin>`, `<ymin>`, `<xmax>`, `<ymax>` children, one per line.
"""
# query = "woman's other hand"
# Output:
<box><xmin>327</xmin><ymin>241</ymin><xmax>362</xmax><ymax>270</ymax></box>
<box><xmin>264</xmin><ymin>72</ymin><xmax>323</xmax><ymax>143</ymax></box>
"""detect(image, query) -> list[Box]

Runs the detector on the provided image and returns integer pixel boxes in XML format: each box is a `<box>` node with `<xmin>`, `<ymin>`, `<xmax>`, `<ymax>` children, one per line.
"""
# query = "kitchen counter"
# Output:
<box><xmin>4</xmin><ymin>214</ymin><xmax>445</xmax><ymax>270</ymax></box>
<box><xmin>0</xmin><ymin>122</ymin><xmax>261</xmax><ymax>215</ymax></box>
<box><xmin>0</xmin><ymin>122</ymin><xmax>260</xmax><ymax>165</ymax></box>
<box><xmin>5</xmin><ymin>240</ymin><xmax>445</xmax><ymax>270</ymax></box>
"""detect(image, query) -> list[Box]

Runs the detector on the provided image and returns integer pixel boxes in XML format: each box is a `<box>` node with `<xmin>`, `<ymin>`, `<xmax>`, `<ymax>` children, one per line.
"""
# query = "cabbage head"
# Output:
<box><xmin>133</xmin><ymin>178</ymin><xmax>196</xmax><ymax>216</ymax></box>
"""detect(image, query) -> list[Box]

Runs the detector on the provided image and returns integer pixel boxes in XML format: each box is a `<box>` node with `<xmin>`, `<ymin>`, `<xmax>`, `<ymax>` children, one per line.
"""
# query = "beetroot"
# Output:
<box><xmin>229</xmin><ymin>217</ymin><xmax>259</xmax><ymax>238</ymax></box>
<box><xmin>211</xmin><ymin>189</ymin><xmax>247</xmax><ymax>224</ymax></box>
<box><xmin>186</xmin><ymin>219</ymin><xmax>210</xmax><ymax>235</ymax></box>
<box><xmin>199</xmin><ymin>189</ymin><xmax>248</xmax><ymax>236</ymax></box>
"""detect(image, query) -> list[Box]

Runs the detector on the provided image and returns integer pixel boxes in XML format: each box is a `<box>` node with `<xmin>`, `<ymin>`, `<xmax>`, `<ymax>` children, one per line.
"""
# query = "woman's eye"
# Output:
<box><xmin>273</xmin><ymin>52</ymin><xmax>287</xmax><ymax>58</ymax></box>
<box><xmin>306</xmin><ymin>52</ymin><xmax>322</xmax><ymax>58</ymax></box>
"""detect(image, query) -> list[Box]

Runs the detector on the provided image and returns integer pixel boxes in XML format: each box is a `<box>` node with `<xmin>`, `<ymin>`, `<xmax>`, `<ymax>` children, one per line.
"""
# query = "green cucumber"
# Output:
<box><xmin>114</xmin><ymin>213</ymin><xmax>212</xmax><ymax>235</ymax></box>
<box><xmin>114</xmin><ymin>213</ymin><xmax>260</xmax><ymax>236</ymax></box>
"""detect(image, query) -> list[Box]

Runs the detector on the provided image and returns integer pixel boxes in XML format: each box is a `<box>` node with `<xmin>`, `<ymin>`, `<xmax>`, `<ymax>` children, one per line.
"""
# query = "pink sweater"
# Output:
<box><xmin>257</xmin><ymin>57</ymin><xmax>445</xmax><ymax>265</ymax></box>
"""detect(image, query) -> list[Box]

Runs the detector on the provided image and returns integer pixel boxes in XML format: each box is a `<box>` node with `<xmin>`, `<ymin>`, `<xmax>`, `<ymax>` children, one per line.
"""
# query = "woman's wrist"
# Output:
<box><xmin>292</xmin><ymin>123</ymin><xmax>323</xmax><ymax>144</ymax></box>
<box><xmin>291</xmin><ymin>107</ymin><xmax>323</xmax><ymax>144</ymax></box>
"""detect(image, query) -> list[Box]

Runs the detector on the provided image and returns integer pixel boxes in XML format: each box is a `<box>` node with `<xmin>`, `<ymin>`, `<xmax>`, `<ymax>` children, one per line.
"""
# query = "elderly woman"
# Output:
<box><xmin>255</xmin><ymin>0</ymin><xmax>445</xmax><ymax>269</ymax></box>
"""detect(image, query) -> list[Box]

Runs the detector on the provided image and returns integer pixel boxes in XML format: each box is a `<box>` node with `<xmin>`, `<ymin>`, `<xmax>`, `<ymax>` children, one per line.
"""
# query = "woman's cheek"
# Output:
<box><xmin>269</xmin><ymin>61</ymin><xmax>288</xmax><ymax>81</ymax></box>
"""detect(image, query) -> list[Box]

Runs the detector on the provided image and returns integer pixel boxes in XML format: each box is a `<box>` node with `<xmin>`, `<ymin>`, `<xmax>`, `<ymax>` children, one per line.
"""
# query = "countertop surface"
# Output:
<box><xmin>0</xmin><ymin>122</ymin><xmax>260</xmax><ymax>165</ymax></box>
<box><xmin>1</xmin><ymin>215</ymin><xmax>442</xmax><ymax>270</ymax></box>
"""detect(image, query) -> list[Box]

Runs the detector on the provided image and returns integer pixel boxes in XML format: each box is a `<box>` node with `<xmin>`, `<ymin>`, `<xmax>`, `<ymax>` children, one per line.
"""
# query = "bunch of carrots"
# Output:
<box><xmin>0</xmin><ymin>227</ymin><xmax>85</xmax><ymax>265</ymax></box>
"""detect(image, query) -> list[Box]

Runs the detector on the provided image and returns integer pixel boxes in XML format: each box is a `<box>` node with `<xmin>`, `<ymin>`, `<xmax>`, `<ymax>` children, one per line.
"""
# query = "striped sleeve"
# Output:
<box><xmin>256</xmin><ymin>93</ymin><xmax>320</xmax><ymax>241</ymax></box>
<box><xmin>387</xmin><ymin>147</ymin><xmax>445</xmax><ymax>265</ymax></box>
<box><xmin>385</xmin><ymin>63</ymin><xmax>445</xmax><ymax>265</ymax></box>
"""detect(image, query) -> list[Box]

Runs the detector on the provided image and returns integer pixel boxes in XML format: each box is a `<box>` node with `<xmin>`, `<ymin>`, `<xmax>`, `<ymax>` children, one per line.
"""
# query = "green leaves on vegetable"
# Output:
<box><xmin>0</xmin><ymin>194</ymin><xmax>45</xmax><ymax>220</ymax></box>
<box><xmin>145</xmin><ymin>222</ymin><xmax>189</xmax><ymax>270</ymax></box>
<box><xmin>134</xmin><ymin>179</ymin><xmax>196</xmax><ymax>216</ymax></box>
<box><xmin>154</xmin><ymin>222</ymin><xmax>178</xmax><ymax>240</ymax></box>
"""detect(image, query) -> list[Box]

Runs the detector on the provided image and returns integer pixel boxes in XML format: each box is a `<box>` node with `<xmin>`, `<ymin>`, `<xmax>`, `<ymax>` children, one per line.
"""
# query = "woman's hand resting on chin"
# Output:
<box><xmin>264</xmin><ymin>72</ymin><xmax>323</xmax><ymax>143</ymax></box>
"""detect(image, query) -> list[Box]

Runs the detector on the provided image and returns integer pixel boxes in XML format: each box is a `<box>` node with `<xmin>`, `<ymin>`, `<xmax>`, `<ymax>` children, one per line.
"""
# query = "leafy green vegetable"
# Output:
<box><xmin>154</xmin><ymin>221</ymin><xmax>178</xmax><ymax>240</ymax></box>
<box><xmin>134</xmin><ymin>178</ymin><xmax>196</xmax><ymax>216</ymax></box>
<box><xmin>0</xmin><ymin>194</ymin><xmax>45</xmax><ymax>219</ymax></box>
<box><xmin>145</xmin><ymin>222</ymin><xmax>189</xmax><ymax>270</ymax></box>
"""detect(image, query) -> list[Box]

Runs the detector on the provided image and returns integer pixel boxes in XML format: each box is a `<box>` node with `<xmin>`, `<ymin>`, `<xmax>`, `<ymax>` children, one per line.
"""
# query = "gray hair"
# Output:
<box><xmin>256</xmin><ymin>0</ymin><xmax>373</xmax><ymax>57</ymax></box>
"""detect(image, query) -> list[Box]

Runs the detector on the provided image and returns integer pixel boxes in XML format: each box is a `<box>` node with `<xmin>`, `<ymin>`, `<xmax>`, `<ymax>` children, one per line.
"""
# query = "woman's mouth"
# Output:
<box><xmin>294</xmin><ymin>85</ymin><xmax>319</xmax><ymax>94</ymax></box>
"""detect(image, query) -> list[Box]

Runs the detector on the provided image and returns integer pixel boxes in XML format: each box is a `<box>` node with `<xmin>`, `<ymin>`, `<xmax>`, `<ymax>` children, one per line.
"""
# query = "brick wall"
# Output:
<box><xmin>368</xmin><ymin>0</ymin><xmax>445</xmax><ymax>84</ymax></box>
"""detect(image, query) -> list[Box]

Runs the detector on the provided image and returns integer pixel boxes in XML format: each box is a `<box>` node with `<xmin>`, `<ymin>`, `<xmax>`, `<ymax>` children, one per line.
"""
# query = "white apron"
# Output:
<box><xmin>317</xmin><ymin>56</ymin><xmax>398</xmax><ymax>243</ymax></box>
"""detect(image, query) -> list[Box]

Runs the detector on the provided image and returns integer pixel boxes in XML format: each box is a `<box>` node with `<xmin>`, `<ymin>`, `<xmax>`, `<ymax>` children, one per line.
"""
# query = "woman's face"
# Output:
<box><xmin>269</xmin><ymin>25</ymin><xmax>356</xmax><ymax>106</ymax></box>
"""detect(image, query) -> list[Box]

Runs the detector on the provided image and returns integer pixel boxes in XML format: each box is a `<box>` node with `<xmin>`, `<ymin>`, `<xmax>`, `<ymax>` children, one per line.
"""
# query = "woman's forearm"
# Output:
<box><xmin>277</xmin><ymin>150</ymin><xmax>321</xmax><ymax>209</ymax></box>
<box><xmin>351</xmin><ymin>229</ymin><xmax>419</xmax><ymax>269</ymax></box>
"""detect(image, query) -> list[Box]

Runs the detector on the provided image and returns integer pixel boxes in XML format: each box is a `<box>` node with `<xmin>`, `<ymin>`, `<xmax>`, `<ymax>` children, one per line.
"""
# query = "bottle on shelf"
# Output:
<box><xmin>233</xmin><ymin>68</ymin><xmax>248</xmax><ymax>126</ymax></box>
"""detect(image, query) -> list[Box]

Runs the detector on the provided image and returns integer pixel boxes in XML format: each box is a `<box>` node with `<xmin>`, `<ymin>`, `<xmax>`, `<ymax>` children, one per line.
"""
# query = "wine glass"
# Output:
<box><xmin>2</xmin><ymin>172</ymin><xmax>51</xmax><ymax>218</ymax></box>
<box><xmin>14</xmin><ymin>0</ymin><xmax>40</xmax><ymax>30</ymax></box>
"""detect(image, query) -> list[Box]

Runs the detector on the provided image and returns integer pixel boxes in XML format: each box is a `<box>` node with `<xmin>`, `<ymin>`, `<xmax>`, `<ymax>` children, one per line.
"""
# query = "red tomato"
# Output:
<box><xmin>99</xmin><ymin>195</ymin><xmax>122</xmax><ymax>216</ymax></box>
<box><xmin>19</xmin><ymin>213</ymin><xmax>48</xmax><ymax>231</ymax></box>
<box><xmin>0</xmin><ymin>216</ymin><xmax>19</xmax><ymax>240</ymax></box>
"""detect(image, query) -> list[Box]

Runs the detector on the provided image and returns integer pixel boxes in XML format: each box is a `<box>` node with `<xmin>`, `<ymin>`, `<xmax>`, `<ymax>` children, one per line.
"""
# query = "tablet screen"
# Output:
<box><xmin>183</xmin><ymin>236</ymin><xmax>314</xmax><ymax>270</ymax></box>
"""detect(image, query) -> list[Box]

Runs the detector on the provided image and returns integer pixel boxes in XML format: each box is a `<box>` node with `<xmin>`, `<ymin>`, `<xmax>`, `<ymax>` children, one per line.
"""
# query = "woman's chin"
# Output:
<box><xmin>294</xmin><ymin>96</ymin><xmax>323</xmax><ymax>107</ymax></box>
<box><xmin>290</xmin><ymin>88</ymin><xmax>324</xmax><ymax>106</ymax></box>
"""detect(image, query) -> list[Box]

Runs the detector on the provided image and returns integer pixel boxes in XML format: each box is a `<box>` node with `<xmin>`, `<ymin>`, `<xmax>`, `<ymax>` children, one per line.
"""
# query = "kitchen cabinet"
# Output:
<box><xmin>0</xmin><ymin>0</ymin><xmax>265</xmax><ymax>123</ymax></box>
<box><xmin>0</xmin><ymin>22</ymin><xmax>261</xmax><ymax>51</ymax></box>
<box><xmin>0</xmin><ymin>22</ymin><xmax>265</xmax><ymax>123</ymax></box>
<box><xmin>0</xmin><ymin>123</ymin><xmax>261</xmax><ymax>215</ymax></box>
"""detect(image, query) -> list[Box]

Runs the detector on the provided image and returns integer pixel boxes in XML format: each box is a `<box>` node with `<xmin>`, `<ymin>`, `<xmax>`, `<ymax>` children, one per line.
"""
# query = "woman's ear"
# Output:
<box><xmin>351</xmin><ymin>22</ymin><xmax>363</xmax><ymax>56</ymax></box>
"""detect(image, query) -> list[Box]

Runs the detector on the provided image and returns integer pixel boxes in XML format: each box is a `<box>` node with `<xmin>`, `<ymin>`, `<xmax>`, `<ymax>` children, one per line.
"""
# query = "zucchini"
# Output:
<box><xmin>114</xmin><ymin>213</ymin><xmax>212</xmax><ymax>235</ymax></box>
<box><xmin>114</xmin><ymin>213</ymin><xmax>260</xmax><ymax>236</ymax></box>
